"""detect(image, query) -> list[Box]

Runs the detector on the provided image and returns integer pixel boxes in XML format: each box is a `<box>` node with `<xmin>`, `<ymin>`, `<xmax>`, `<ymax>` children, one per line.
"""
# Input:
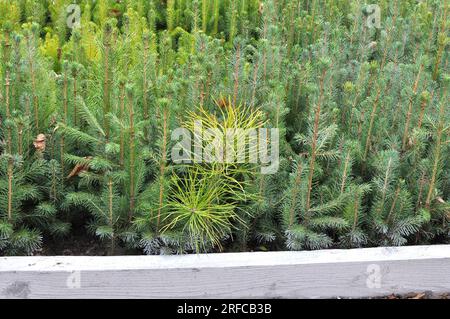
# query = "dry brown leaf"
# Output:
<box><xmin>259</xmin><ymin>2</ymin><xmax>264</xmax><ymax>14</ymax></box>
<box><xmin>33</xmin><ymin>134</ymin><xmax>46</xmax><ymax>152</ymax></box>
<box><xmin>66</xmin><ymin>156</ymin><xmax>93</xmax><ymax>179</ymax></box>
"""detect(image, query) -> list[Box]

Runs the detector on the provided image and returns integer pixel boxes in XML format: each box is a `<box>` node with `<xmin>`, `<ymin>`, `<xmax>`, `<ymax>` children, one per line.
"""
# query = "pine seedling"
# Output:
<box><xmin>70</xmin><ymin>62</ymin><xmax>83</xmax><ymax>127</ymax></box>
<box><xmin>402</xmin><ymin>56</ymin><xmax>426</xmax><ymax>152</ymax></box>
<box><xmin>369</xmin><ymin>150</ymin><xmax>427</xmax><ymax>246</ymax></box>
<box><xmin>425</xmin><ymin>77</ymin><xmax>449</xmax><ymax>209</ymax></box>
<box><xmin>24</xmin><ymin>23</ymin><xmax>41</xmax><ymax>132</ymax></box>
<box><xmin>0</xmin><ymin>154</ymin><xmax>52</xmax><ymax>255</ymax></box>
<box><xmin>127</xmin><ymin>85</ymin><xmax>136</xmax><ymax>221</ymax></box>
<box><xmin>432</xmin><ymin>1</ymin><xmax>448</xmax><ymax>81</ymax></box>
<box><xmin>305</xmin><ymin>58</ymin><xmax>330</xmax><ymax>210</ymax></box>
<box><xmin>64</xmin><ymin>171</ymin><xmax>123</xmax><ymax>255</ymax></box>
<box><xmin>162</xmin><ymin>169</ymin><xmax>242</xmax><ymax>253</ymax></box>
<box><xmin>102</xmin><ymin>20</ymin><xmax>114</xmax><ymax>140</ymax></box>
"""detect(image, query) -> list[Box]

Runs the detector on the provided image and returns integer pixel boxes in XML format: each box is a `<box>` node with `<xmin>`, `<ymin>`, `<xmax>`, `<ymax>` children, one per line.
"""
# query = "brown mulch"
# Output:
<box><xmin>370</xmin><ymin>291</ymin><xmax>449</xmax><ymax>299</ymax></box>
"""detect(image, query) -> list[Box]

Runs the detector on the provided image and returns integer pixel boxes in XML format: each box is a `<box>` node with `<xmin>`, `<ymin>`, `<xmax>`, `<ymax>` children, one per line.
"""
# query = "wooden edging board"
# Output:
<box><xmin>1</xmin><ymin>244</ymin><xmax>449</xmax><ymax>298</ymax></box>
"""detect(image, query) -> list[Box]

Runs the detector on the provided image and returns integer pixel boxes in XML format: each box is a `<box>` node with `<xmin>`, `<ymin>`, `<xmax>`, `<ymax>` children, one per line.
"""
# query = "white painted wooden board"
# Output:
<box><xmin>1</xmin><ymin>245</ymin><xmax>449</xmax><ymax>298</ymax></box>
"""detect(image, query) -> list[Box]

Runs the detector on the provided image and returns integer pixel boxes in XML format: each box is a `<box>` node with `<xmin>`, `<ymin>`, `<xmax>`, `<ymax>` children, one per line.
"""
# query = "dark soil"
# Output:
<box><xmin>38</xmin><ymin>233</ymin><xmax>142</xmax><ymax>256</ymax></box>
<box><xmin>39</xmin><ymin>233</ymin><xmax>111</xmax><ymax>256</ymax></box>
<box><xmin>36</xmin><ymin>217</ymin><xmax>141</xmax><ymax>256</ymax></box>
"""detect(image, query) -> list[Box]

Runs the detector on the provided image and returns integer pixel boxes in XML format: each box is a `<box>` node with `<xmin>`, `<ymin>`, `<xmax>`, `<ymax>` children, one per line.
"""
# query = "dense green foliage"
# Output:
<box><xmin>0</xmin><ymin>0</ymin><xmax>448</xmax><ymax>255</ymax></box>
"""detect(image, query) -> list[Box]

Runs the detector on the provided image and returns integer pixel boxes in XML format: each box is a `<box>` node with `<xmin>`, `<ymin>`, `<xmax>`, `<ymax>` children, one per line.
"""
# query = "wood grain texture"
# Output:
<box><xmin>1</xmin><ymin>245</ymin><xmax>449</xmax><ymax>298</ymax></box>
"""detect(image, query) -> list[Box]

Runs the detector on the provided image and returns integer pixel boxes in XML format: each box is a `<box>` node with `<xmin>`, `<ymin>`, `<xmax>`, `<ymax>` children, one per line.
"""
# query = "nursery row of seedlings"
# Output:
<box><xmin>0</xmin><ymin>0</ymin><xmax>449</xmax><ymax>256</ymax></box>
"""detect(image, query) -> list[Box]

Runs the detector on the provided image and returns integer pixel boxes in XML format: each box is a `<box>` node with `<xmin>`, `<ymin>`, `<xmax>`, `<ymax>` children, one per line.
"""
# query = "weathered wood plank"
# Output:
<box><xmin>1</xmin><ymin>245</ymin><xmax>449</xmax><ymax>298</ymax></box>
